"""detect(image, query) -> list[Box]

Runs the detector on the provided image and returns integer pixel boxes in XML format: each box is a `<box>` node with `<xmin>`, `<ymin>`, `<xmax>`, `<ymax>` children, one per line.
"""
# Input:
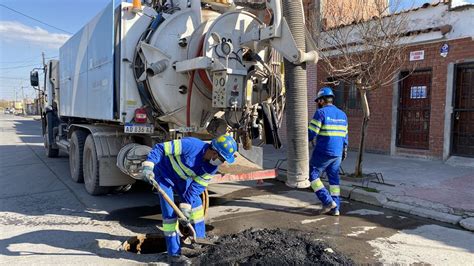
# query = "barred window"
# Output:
<box><xmin>329</xmin><ymin>79</ymin><xmax>362</xmax><ymax>110</ymax></box>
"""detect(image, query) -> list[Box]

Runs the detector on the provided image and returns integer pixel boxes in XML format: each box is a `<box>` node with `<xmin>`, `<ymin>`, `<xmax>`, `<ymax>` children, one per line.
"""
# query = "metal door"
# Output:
<box><xmin>397</xmin><ymin>70</ymin><xmax>432</xmax><ymax>149</ymax></box>
<box><xmin>452</xmin><ymin>63</ymin><xmax>474</xmax><ymax>157</ymax></box>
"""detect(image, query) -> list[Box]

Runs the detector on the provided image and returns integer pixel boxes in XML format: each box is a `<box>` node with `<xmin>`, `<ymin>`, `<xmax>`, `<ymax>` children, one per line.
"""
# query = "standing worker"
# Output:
<box><xmin>308</xmin><ymin>87</ymin><xmax>348</xmax><ymax>216</ymax></box>
<box><xmin>141</xmin><ymin>135</ymin><xmax>237</xmax><ymax>262</ymax></box>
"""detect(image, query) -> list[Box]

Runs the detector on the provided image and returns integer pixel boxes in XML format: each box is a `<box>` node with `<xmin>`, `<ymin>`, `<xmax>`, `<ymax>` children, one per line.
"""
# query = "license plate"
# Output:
<box><xmin>124</xmin><ymin>123</ymin><xmax>154</xmax><ymax>134</ymax></box>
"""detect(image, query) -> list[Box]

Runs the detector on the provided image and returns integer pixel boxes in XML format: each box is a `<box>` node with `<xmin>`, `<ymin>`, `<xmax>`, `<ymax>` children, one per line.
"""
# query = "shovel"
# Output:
<box><xmin>149</xmin><ymin>178</ymin><xmax>215</xmax><ymax>246</ymax></box>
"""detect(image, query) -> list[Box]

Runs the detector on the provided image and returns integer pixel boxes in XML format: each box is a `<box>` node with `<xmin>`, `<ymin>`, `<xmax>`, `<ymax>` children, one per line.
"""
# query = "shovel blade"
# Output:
<box><xmin>192</xmin><ymin>237</ymin><xmax>216</xmax><ymax>246</ymax></box>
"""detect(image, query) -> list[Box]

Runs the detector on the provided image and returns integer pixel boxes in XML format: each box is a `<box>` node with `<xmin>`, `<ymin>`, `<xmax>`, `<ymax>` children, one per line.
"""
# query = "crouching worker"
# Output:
<box><xmin>141</xmin><ymin>135</ymin><xmax>237</xmax><ymax>262</ymax></box>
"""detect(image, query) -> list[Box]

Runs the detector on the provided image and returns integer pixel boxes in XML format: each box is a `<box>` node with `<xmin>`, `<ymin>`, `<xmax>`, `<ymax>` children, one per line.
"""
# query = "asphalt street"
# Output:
<box><xmin>0</xmin><ymin>114</ymin><xmax>473</xmax><ymax>265</ymax></box>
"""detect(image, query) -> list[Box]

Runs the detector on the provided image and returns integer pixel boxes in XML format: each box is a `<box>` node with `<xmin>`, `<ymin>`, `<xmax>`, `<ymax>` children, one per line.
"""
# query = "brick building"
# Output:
<box><xmin>299</xmin><ymin>2</ymin><xmax>474</xmax><ymax>160</ymax></box>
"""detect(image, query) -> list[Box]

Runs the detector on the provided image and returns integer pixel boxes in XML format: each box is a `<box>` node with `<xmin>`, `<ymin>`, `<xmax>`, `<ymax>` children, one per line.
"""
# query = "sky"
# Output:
<box><xmin>0</xmin><ymin>0</ymin><xmax>113</xmax><ymax>100</ymax></box>
<box><xmin>0</xmin><ymin>0</ymin><xmax>473</xmax><ymax>100</ymax></box>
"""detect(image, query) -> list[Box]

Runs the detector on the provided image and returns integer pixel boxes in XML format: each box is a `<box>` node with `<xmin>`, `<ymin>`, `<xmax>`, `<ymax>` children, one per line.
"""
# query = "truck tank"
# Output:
<box><xmin>39</xmin><ymin>0</ymin><xmax>318</xmax><ymax>195</ymax></box>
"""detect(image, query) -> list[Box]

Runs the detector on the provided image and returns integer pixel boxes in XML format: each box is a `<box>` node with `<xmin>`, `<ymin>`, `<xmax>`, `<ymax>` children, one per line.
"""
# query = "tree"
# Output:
<box><xmin>308</xmin><ymin>0</ymin><xmax>414</xmax><ymax>177</ymax></box>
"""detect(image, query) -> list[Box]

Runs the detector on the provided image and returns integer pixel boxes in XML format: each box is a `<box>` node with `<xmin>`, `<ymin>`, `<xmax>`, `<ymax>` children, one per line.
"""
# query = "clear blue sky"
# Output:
<box><xmin>1</xmin><ymin>0</ymin><xmax>473</xmax><ymax>100</ymax></box>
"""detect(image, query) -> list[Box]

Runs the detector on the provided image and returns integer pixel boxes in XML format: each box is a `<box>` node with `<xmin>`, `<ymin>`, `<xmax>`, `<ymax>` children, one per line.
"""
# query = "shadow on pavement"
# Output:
<box><xmin>0</xmin><ymin>229</ymin><xmax>168</xmax><ymax>263</ymax></box>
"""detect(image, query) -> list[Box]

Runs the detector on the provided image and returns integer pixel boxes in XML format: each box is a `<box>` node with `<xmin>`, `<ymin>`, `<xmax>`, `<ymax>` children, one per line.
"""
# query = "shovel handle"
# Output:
<box><xmin>150</xmin><ymin>179</ymin><xmax>198</xmax><ymax>240</ymax></box>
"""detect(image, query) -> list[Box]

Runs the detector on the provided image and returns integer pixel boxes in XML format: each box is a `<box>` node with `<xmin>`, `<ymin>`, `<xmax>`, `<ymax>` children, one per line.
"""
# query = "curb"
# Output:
<box><xmin>459</xmin><ymin>218</ymin><xmax>474</xmax><ymax>231</ymax></box>
<box><xmin>329</xmin><ymin>181</ymin><xmax>468</xmax><ymax>228</ymax></box>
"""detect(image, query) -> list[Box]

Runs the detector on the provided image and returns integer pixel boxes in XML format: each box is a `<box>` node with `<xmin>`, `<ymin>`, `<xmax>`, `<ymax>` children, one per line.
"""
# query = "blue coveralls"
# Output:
<box><xmin>146</xmin><ymin>137</ymin><xmax>218</xmax><ymax>256</ymax></box>
<box><xmin>308</xmin><ymin>105</ymin><xmax>348</xmax><ymax>212</ymax></box>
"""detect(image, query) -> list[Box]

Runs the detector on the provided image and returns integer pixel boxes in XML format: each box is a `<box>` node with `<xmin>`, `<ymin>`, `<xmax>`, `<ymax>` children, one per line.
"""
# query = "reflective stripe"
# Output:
<box><xmin>311</xmin><ymin>179</ymin><xmax>325</xmax><ymax>192</ymax></box>
<box><xmin>172</xmin><ymin>140</ymin><xmax>182</xmax><ymax>155</ymax></box>
<box><xmin>163</xmin><ymin>218</ymin><xmax>179</xmax><ymax>235</ymax></box>
<box><xmin>193</xmin><ymin>176</ymin><xmax>210</xmax><ymax>187</ymax></box>
<box><xmin>176</xmin><ymin>157</ymin><xmax>195</xmax><ymax>177</ymax></box>
<box><xmin>330</xmin><ymin>185</ymin><xmax>341</xmax><ymax>196</ymax></box>
<box><xmin>309</xmin><ymin>125</ymin><xmax>320</xmax><ymax>134</ymax></box>
<box><xmin>190</xmin><ymin>206</ymin><xmax>204</xmax><ymax>223</ymax></box>
<box><xmin>321</xmin><ymin>125</ymin><xmax>347</xmax><ymax>132</ymax></box>
<box><xmin>163</xmin><ymin>141</ymin><xmax>173</xmax><ymax>156</ymax></box>
<box><xmin>318</xmin><ymin>131</ymin><xmax>347</xmax><ymax>137</ymax></box>
<box><xmin>201</xmin><ymin>174</ymin><xmax>212</xmax><ymax>180</ymax></box>
<box><xmin>165</xmin><ymin>139</ymin><xmax>214</xmax><ymax>182</ymax></box>
<box><xmin>172</xmin><ymin>141</ymin><xmax>196</xmax><ymax>177</ymax></box>
<box><xmin>164</xmin><ymin>140</ymin><xmax>189</xmax><ymax>180</ymax></box>
<box><xmin>193</xmin><ymin>174</ymin><xmax>213</xmax><ymax>187</ymax></box>
<box><xmin>168</xmin><ymin>156</ymin><xmax>188</xmax><ymax>180</ymax></box>
<box><xmin>310</xmin><ymin>119</ymin><xmax>322</xmax><ymax>128</ymax></box>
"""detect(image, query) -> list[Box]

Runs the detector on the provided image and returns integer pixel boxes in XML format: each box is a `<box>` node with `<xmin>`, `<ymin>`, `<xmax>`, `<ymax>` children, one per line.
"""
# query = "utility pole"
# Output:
<box><xmin>38</xmin><ymin>52</ymin><xmax>46</xmax><ymax>115</ymax></box>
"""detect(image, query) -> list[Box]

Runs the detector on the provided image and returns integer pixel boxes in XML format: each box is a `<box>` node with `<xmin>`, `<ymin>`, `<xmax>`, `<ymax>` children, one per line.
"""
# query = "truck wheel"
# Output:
<box><xmin>70</xmin><ymin>130</ymin><xmax>88</xmax><ymax>183</ymax></box>
<box><xmin>44</xmin><ymin>112</ymin><xmax>59</xmax><ymax>158</ymax></box>
<box><xmin>83</xmin><ymin>134</ymin><xmax>110</xmax><ymax>195</ymax></box>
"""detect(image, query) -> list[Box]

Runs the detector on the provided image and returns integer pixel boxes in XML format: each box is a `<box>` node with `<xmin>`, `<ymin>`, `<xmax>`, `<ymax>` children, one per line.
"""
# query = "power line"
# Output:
<box><xmin>0</xmin><ymin>4</ymin><xmax>73</xmax><ymax>35</ymax></box>
<box><xmin>0</xmin><ymin>55</ymin><xmax>41</xmax><ymax>64</ymax></box>
<box><xmin>0</xmin><ymin>76</ymin><xmax>29</xmax><ymax>80</ymax></box>
<box><xmin>0</xmin><ymin>55</ymin><xmax>58</xmax><ymax>65</ymax></box>
<box><xmin>0</xmin><ymin>63</ymin><xmax>42</xmax><ymax>70</ymax></box>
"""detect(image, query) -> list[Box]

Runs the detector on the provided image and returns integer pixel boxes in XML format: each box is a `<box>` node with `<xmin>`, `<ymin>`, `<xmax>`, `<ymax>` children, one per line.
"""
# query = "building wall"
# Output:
<box><xmin>311</xmin><ymin>37</ymin><xmax>474</xmax><ymax>158</ymax></box>
<box><xmin>276</xmin><ymin>0</ymin><xmax>384</xmax><ymax>143</ymax></box>
<box><xmin>321</xmin><ymin>0</ymin><xmax>389</xmax><ymax>29</ymax></box>
<box><xmin>277</xmin><ymin>2</ymin><xmax>474</xmax><ymax>159</ymax></box>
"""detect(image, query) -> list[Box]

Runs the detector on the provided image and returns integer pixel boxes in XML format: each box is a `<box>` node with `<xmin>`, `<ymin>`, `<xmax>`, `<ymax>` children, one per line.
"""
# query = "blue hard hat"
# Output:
<box><xmin>315</xmin><ymin>87</ymin><xmax>335</xmax><ymax>101</ymax></box>
<box><xmin>211</xmin><ymin>135</ymin><xmax>237</xmax><ymax>164</ymax></box>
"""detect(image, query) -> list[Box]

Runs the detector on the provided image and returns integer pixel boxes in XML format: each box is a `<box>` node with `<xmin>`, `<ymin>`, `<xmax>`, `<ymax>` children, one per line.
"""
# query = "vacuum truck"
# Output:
<box><xmin>30</xmin><ymin>0</ymin><xmax>317</xmax><ymax>195</ymax></box>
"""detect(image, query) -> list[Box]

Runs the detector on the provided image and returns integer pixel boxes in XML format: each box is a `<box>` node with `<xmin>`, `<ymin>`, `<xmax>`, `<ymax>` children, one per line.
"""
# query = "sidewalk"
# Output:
<box><xmin>262</xmin><ymin>146</ymin><xmax>474</xmax><ymax>231</ymax></box>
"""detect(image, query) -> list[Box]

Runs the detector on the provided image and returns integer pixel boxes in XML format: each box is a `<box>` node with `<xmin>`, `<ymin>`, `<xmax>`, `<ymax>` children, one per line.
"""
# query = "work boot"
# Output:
<box><xmin>168</xmin><ymin>255</ymin><xmax>191</xmax><ymax>265</ymax></box>
<box><xmin>320</xmin><ymin>201</ymin><xmax>337</xmax><ymax>214</ymax></box>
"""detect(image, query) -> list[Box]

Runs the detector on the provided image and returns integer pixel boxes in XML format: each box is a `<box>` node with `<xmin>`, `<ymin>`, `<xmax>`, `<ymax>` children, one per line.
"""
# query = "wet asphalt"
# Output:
<box><xmin>107</xmin><ymin>181</ymin><xmax>462</xmax><ymax>264</ymax></box>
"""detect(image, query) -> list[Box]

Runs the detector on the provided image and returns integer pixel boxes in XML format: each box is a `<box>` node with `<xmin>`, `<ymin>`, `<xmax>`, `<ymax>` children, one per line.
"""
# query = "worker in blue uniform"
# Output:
<box><xmin>308</xmin><ymin>87</ymin><xmax>348</xmax><ymax>216</ymax></box>
<box><xmin>141</xmin><ymin>135</ymin><xmax>237</xmax><ymax>261</ymax></box>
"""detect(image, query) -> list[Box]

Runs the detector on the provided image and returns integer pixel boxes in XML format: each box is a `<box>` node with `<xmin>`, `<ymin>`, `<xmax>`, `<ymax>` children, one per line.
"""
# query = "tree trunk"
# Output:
<box><xmin>355</xmin><ymin>89</ymin><xmax>370</xmax><ymax>177</ymax></box>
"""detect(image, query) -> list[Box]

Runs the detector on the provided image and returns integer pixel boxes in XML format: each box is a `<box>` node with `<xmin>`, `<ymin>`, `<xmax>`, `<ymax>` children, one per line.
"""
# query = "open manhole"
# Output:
<box><xmin>123</xmin><ymin>225</ymin><xmax>215</xmax><ymax>254</ymax></box>
<box><xmin>123</xmin><ymin>234</ymin><xmax>167</xmax><ymax>254</ymax></box>
<box><xmin>196</xmin><ymin>228</ymin><xmax>353</xmax><ymax>265</ymax></box>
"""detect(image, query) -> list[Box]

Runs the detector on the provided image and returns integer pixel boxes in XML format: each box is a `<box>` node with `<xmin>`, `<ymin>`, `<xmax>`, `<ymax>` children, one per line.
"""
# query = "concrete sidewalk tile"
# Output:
<box><xmin>349</xmin><ymin>189</ymin><xmax>388</xmax><ymax>207</ymax></box>
<box><xmin>383</xmin><ymin>201</ymin><xmax>415</xmax><ymax>213</ymax></box>
<box><xmin>409</xmin><ymin>208</ymin><xmax>462</xmax><ymax>225</ymax></box>
<box><xmin>459</xmin><ymin>218</ymin><xmax>474</xmax><ymax>231</ymax></box>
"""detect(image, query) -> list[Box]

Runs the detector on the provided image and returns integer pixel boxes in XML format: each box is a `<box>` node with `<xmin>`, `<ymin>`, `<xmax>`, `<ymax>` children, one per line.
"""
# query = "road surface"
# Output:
<box><xmin>1</xmin><ymin>114</ymin><xmax>473</xmax><ymax>264</ymax></box>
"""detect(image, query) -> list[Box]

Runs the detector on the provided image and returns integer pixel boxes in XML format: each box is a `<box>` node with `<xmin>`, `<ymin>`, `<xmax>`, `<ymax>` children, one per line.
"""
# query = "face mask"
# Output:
<box><xmin>209</xmin><ymin>158</ymin><xmax>224</xmax><ymax>166</ymax></box>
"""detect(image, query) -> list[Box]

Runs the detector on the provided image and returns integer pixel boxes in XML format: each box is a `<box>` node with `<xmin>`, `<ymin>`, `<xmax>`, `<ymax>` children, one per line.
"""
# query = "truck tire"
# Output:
<box><xmin>44</xmin><ymin>112</ymin><xmax>59</xmax><ymax>158</ymax></box>
<box><xmin>83</xmin><ymin>134</ymin><xmax>110</xmax><ymax>195</ymax></box>
<box><xmin>70</xmin><ymin>130</ymin><xmax>88</xmax><ymax>183</ymax></box>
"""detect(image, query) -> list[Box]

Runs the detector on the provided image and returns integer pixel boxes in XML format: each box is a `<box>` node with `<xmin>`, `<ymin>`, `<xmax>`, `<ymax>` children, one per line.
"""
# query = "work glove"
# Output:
<box><xmin>179</xmin><ymin>203</ymin><xmax>192</xmax><ymax>220</ymax></box>
<box><xmin>141</xmin><ymin>161</ymin><xmax>155</xmax><ymax>185</ymax></box>
<box><xmin>342</xmin><ymin>147</ymin><xmax>348</xmax><ymax>161</ymax></box>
